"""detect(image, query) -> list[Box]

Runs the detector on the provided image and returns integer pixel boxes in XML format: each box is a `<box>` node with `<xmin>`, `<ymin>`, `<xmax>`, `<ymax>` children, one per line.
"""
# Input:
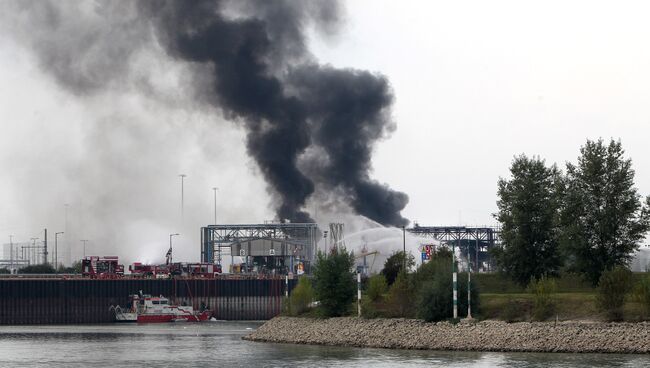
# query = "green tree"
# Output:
<box><xmin>313</xmin><ymin>247</ymin><xmax>356</xmax><ymax>317</ymax></box>
<box><xmin>0</xmin><ymin>268</ymin><xmax>10</xmax><ymax>274</ymax></box>
<box><xmin>381</xmin><ymin>251</ymin><xmax>415</xmax><ymax>286</ymax></box>
<box><xmin>494</xmin><ymin>155</ymin><xmax>563</xmax><ymax>286</ymax></box>
<box><xmin>561</xmin><ymin>139</ymin><xmax>650</xmax><ymax>284</ymax></box>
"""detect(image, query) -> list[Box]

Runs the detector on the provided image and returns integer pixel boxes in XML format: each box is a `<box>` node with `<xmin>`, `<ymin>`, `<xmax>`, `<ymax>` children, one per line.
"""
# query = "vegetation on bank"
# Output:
<box><xmin>285</xmin><ymin>138</ymin><xmax>650</xmax><ymax>323</ymax></box>
<box><xmin>288</xmin><ymin>254</ymin><xmax>650</xmax><ymax>322</ymax></box>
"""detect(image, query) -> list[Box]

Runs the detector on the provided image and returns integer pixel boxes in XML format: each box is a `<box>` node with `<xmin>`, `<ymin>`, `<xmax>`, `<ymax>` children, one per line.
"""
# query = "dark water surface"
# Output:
<box><xmin>0</xmin><ymin>322</ymin><xmax>648</xmax><ymax>367</ymax></box>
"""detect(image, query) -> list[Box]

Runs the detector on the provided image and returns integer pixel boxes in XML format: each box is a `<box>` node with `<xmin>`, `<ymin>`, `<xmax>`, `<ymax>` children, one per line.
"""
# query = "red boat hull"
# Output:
<box><xmin>137</xmin><ymin>310</ymin><xmax>212</xmax><ymax>323</ymax></box>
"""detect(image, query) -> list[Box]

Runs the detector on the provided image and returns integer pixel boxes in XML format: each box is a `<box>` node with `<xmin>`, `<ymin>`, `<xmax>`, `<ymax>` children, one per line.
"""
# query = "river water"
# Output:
<box><xmin>0</xmin><ymin>322</ymin><xmax>648</xmax><ymax>367</ymax></box>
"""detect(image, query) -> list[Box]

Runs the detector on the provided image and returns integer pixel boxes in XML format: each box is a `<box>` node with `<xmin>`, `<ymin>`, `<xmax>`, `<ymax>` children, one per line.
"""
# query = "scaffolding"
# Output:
<box><xmin>200</xmin><ymin>223</ymin><xmax>319</xmax><ymax>274</ymax></box>
<box><xmin>407</xmin><ymin>225</ymin><xmax>501</xmax><ymax>272</ymax></box>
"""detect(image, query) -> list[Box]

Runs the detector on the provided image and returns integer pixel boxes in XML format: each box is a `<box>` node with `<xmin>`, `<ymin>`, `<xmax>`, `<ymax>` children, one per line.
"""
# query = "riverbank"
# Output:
<box><xmin>244</xmin><ymin>317</ymin><xmax>650</xmax><ymax>354</ymax></box>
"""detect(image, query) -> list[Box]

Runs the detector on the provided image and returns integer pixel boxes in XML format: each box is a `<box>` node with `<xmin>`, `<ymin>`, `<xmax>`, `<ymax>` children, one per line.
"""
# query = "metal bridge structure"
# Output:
<box><xmin>407</xmin><ymin>225</ymin><xmax>501</xmax><ymax>272</ymax></box>
<box><xmin>200</xmin><ymin>223</ymin><xmax>319</xmax><ymax>272</ymax></box>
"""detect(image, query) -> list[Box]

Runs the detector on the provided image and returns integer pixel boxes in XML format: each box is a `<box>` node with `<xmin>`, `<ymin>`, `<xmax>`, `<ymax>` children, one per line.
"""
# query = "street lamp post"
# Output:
<box><xmin>212</xmin><ymin>187</ymin><xmax>219</xmax><ymax>225</ymax></box>
<box><xmin>179</xmin><ymin>174</ymin><xmax>187</xmax><ymax>224</ymax></box>
<box><xmin>81</xmin><ymin>239</ymin><xmax>88</xmax><ymax>258</ymax></box>
<box><xmin>55</xmin><ymin>232</ymin><xmax>64</xmax><ymax>271</ymax></box>
<box><xmin>169</xmin><ymin>233</ymin><xmax>180</xmax><ymax>264</ymax></box>
<box><xmin>64</xmin><ymin>203</ymin><xmax>69</xmax><ymax>265</ymax></box>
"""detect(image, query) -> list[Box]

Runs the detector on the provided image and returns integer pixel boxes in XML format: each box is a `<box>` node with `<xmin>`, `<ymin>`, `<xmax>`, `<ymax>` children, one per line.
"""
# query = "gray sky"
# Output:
<box><xmin>1</xmin><ymin>0</ymin><xmax>649</xmax><ymax>263</ymax></box>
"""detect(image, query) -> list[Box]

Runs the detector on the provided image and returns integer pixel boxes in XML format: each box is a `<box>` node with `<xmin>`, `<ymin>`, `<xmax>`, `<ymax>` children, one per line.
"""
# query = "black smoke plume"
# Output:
<box><xmin>141</xmin><ymin>0</ymin><xmax>409</xmax><ymax>226</ymax></box>
<box><xmin>8</xmin><ymin>0</ymin><xmax>409</xmax><ymax>227</ymax></box>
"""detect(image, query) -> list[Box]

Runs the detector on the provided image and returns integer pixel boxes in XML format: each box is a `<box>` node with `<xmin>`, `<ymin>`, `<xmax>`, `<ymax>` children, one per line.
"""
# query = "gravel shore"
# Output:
<box><xmin>243</xmin><ymin>317</ymin><xmax>650</xmax><ymax>354</ymax></box>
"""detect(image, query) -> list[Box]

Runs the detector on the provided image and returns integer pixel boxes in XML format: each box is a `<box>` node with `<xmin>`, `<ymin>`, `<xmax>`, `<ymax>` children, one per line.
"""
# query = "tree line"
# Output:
<box><xmin>286</xmin><ymin>247</ymin><xmax>478</xmax><ymax>322</ymax></box>
<box><xmin>493</xmin><ymin>138</ymin><xmax>650</xmax><ymax>286</ymax></box>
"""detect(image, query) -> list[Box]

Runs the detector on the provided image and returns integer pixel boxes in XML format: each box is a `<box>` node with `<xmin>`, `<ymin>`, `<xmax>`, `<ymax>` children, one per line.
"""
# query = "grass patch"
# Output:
<box><xmin>477</xmin><ymin>292</ymin><xmax>650</xmax><ymax>321</ymax></box>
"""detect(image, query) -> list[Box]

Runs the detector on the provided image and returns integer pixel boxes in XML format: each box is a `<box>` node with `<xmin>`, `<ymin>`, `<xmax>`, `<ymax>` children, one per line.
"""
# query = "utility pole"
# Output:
<box><xmin>80</xmin><ymin>239</ymin><xmax>88</xmax><ymax>258</ymax></box>
<box><xmin>64</xmin><ymin>203</ymin><xmax>69</xmax><ymax>265</ymax></box>
<box><xmin>43</xmin><ymin>228</ymin><xmax>48</xmax><ymax>265</ymax></box>
<box><xmin>55</xmin><ymin>232</ymin><xmax>64</xmax><ymax>272</ymax></box>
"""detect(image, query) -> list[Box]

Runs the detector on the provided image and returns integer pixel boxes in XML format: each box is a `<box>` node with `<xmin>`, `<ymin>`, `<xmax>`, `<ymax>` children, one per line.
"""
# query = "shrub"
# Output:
<box><xmin>416</xmin><ymin>271</ymin><xmax>479</xmax><ymax>322</ymax></box>
<box><xmin>414</xmin><ymin>252</ymin><xmax>480</xmax><ymax>322</ymax></box>
<box><xmin>386</xmin><ymin>271</ymin><xmax>415</xmax><ymax>318</ymax></box>
<box><xmin>312</xmin><ymin>247</ymin><xmax>356</xmax><ymax>317</ymax></box>
<box><xmin>366</xmin><ymin>274</ymin><xmax>388</xmax><ymax>302</ymax></box>
<box><xmin>0</xmin><ymin>268</ymin><xmax>10</xmax><ymax>274</ymax></box>
<box><xmin>633</xmin><ymin>273</ymin><xmax>650</xmax><ymax>316</ymax></box>
<box><xmin>289</xmin><ymin>277</ymin><xmax>314</xmax><ymax>316</ymax></box>
<box><xmin>19</xmin><ymin>263</ymin><xmax>55</xmax><ymax>274</ymax></box>
<box><xmin>528</xmin><ymin>276</ymin><xmax>557</xmax><ymax>321</ymax></box>
<box><xmin>360</xmin><ymin>296</ymin><xmax>381</xmax><ymax>318</ymax></box>
<box><xmin>596</xmin><ymin>266</ymin><xmax>633</xmax><ymax>321</ymax></box>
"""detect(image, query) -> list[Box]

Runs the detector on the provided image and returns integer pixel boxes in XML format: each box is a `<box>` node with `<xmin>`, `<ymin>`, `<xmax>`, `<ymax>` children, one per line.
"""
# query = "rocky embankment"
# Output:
<box><xmin>243</xmin><ymin>317</ymin><xmax>650</xmax><ymax>354</ymax></box>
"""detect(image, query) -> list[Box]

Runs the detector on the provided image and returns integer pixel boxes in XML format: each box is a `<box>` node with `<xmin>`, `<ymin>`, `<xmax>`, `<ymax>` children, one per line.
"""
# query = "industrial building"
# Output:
<box><xmin>201</xmin><ymin>223</ymin><xmax>319</xmax><ymax>275</ymax></box>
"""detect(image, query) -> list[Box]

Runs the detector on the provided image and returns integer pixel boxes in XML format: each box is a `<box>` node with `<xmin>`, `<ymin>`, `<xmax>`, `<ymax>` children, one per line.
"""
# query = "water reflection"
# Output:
<box><xmin>0</xmin><ymin>323</ymin><xmax>648</xmax><ymax>368</ymax></box>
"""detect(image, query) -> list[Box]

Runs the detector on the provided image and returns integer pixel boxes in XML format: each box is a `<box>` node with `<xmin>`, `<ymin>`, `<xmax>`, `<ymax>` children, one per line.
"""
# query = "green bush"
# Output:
<box><xmin>414</xmin><ymin>253</ymin><xmax>480</xmax><ymax>322</ymax></box>
<box><xmin>386</xmin><ymin>271</ymin><xmax>415</xmax><ymax>318</ymax></box>
<box><xmin>633</xmin><ymin>273</ymin><xmax>650</xmax><ymax>316</ymax></box>
<box><xmin>19</xmin><ymin>263</ymin><xmax>55</xmax><ymax>274</ymax></box>
<box><xmin>528</xmin><ymin>276</ymin><xmax>557</xmax><ymax>321</ymax></box>
<box><xmin>289</xmin><ymin>277</ymin><xmax>314</xmax><ymax>316</ymax></box>
<box><xmin>313</xmin><ymin>248</ymin><xmax>356</xmax><ymax>317</ymax></box>
<box><xmin>360</xmin><ymin>296</ymin><xmax>381</xmax><ymax>318</ymax></box>
<box><xmin>366</xmin><ymin>274</ymin><xmax>388</xmax><ymax>302</ymax></box>
<box><xmin>0</xmin><ymin>268</ymin><xmax>10</xmax><ymax>274</ymax></box>
<box><xmin>597</xmin><ymin>266</ymin><xmax>633</xmax><ymax>321</ymax></box>
<box><xmin>416</xmin><ymin>271</ymin><xmax>479</xmax><ymax>322</ymax></box>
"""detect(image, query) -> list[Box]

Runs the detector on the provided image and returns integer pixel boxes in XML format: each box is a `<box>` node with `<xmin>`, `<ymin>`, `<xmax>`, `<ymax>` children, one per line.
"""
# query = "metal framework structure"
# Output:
<box><xmin>201</xmin><ymin>223</ymin><xmax>319</xmax><ymax>266</ymax></box>
<box><xmin>407</xmin><ymin>225</ymin><xmax>501</xmax><ymax>272</ymax></box>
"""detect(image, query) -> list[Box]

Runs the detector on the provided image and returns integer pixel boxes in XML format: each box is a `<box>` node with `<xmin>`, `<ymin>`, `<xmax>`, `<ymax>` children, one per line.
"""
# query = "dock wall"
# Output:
<box><xmin>0</xmin><ymin>278</ymin><xmax>295</xmax><ymax>324</ymax></box>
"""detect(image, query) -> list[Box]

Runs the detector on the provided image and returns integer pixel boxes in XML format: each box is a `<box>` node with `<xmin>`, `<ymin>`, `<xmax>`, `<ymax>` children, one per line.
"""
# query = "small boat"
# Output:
<box><xmin>110</xmin><ymin>293</ymin><xmax>212</xmax><ymax>323</ymax></box>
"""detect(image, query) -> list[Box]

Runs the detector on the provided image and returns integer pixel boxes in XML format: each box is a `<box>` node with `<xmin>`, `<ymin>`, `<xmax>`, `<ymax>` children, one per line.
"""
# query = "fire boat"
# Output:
<box><xmin>110</xmin><ymin>293</ymin><xmax>212</xmax><ymax>323</ymax></box>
